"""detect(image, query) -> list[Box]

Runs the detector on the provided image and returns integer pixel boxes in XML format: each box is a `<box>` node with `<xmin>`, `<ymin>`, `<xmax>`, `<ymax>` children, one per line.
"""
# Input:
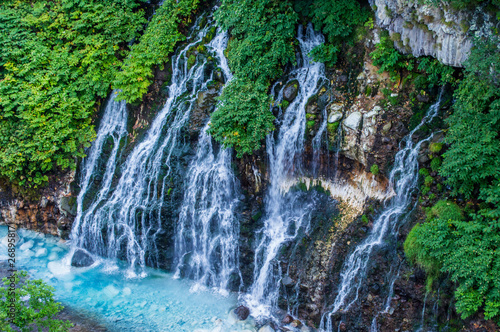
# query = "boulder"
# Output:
<box><xmin>328</xmin><ymin>112</ymin><xmax>342</xmax><ymax>124</ymax></box>
<box><xmin>258</xmin><ymin>325</ymin><xmax>274</xmax><ymax>332</ymax></box>
<box><xmin>71</xmin><ymin>249</ymin><xmax>94</xmax><ymax>267</ymax></box>
<box><xmin>282</xmin><ymin>315</ymin><xmax>293</xmax><ymax>324</ymax></box>
<box><xmin>281</xmin><ymin>275</ymin><xmax>294</xmax><ymax>287</ymax></box>
<box><xmin>283</xmin><ymin>81</ymin><xmax>299</xmax><ymax>102</ymax></box>
<box><xmin>343</xmin><ymin>112</ymin><xmax>362</xmax><ymax>131</ymax></box>
<box><xmin>234</xmin><ymin>305</ymin><xmax>250</xmax><ymax>321</ymax></box>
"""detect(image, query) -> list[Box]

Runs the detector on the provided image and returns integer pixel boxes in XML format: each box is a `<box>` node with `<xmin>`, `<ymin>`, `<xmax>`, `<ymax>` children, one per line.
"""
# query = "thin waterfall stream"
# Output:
<box><xmin>174</xmin><ymin>31</ymin><xmax>242</xmax><ymax>294</ymax></box>
<box><xmin>321</xmin><ymin>88</ymin><xmax>445</xmax><ymax>331</ymax></box>
<box><xmin>244</xmin><ymin>23</ymin><xmax>326</xmax><ymax>319</ymax></box>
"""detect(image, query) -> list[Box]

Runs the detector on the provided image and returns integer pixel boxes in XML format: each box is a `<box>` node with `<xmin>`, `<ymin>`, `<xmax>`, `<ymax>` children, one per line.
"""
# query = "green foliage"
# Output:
<box><xmin>421</xmin><ymin>185</ymin><xmax>431</xmax><ymax>195</ymax></box>
<box><xmin>404</xmin><ymin>224</ymin><xmax>441</xmax><ymax>291</ymax></box>
<box><xmin>424</xmin><ymin>175</ymin><xmax>434</xmax><ymax>187</ymax></box>
<box><xmin>429</xmin><ymin>142</ymin><xmax>443</xmax><ymax>153</ymax></box>
<box><xmin>370</xmin><ymin>164</ymin><xmax>379</xmax><ymax>175</ymax></box>
<box><xmin>417</xmin><ymin>57</ymin><xmax>457</xmax><ymax>88</ymax></box>
<box><xmin>361</xmin><ymin>214</ymin><xmax>369</xmax><ymax>224</ymax></box>
<box><xmin>0</xmin><ymin>271</ymin><xmax>72</xmax><ymax>331</ymax></box>
<box><xmin>306</xmin><ymin>120</ymin><xmax>316</xmax><ymax>130</ymax></box>
<box><xmin>215</xmin><ymin>0</ymin><xmax>298</xmax><ymax>84</ymax></box>
<box><xmin>407</xmin><ymin>212</ymin><xmax>500</xmax><ymax>320</ymax></box>
<box><xmin>208</xmin><ymin>79</ymin><xmax>275</xmax><ymax>156</ymax></box>
<box><xmin>308</xmin><ymin>0</ymin><xmax>368</xmax><ymax>43</ymax></box>
<box><xmin>211</xmin><ymin>0</ymin><xmax>298</xmax><ymax>156</ymax></box>
<box><xmin>426</xmin><ymin>200</ymin><xmax>464</xmax><ymax>221</ymax></box>
<box><xmin>309</xmin><ymin>43</ymin><xmax>339</xmax><ymax>67</ymax></box>
<box><xmin>440</xmin><ymin>36</ymin><xmax>500</xmax><ymax>216</ymax></box>
<box><xmin>419</xmin><ymin>168</ymin><xmax>430</xmax><ymax>177</ymax></box>
<box><xmin>307</xmin><ymin>0</ymin><xmax>368</xmax><ymax>66</ymax></box>
<box><xmin>370</xmin><ymin>31</ymin><xmax>411</xmax><ymax>79</ymax></box>
<box><xmin>115</xmin><ymin>0</ymin><xmax>200</xmax><ymax>103</ymax></box>
<box><xmin>430</xmin><ymin>156</ymin><xmax>441</xmax><ymax>172</ymax></box>
<box><xmin>0</xmin><ymin>0</ymin><xmax>146</xmax><ymax>187</ymax></box>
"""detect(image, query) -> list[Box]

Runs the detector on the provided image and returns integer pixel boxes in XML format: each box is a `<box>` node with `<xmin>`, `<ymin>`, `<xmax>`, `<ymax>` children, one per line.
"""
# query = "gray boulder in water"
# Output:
<box><xmin>71</xmin><ymin>249</ymin><xmax>94</xmax><ymax>267</ymax></box>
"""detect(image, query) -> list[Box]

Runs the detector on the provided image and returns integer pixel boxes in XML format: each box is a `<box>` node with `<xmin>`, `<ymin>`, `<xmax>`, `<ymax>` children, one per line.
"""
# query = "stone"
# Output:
<box><xmin>329</xmin><ymin>103</ymin><xmax>343</xmax><ymax>112</ymax></box>
<box><xmin>71</xmin><ymin>249</ymin><xmax>94</xmax><ymax>267</ymax></box>
<box><xmin>258</xmin><ymin>324</ymin><xmax>274</xmax><ymax>332</ymax></box>
<box><xmin>40</xmin><ymin>196</ymin><xmax>48</xmax><ymax>208</ymax></box>
<box><xmin>367</xmin><ymin>293</ymin><xmax>374</xmax><ymax>302</ymax></box>
<box><xmin>343</xmin><ymin>112</ymin><xmax>362</xmax><ymax>131</ymax></box>
<box><xmin>328</xmin><ymin>112</ymin><xmax>343</xmax><ymax>124</ymax></box>
<box><xmin>382</xmin><ymin>122</ymin><xmax>392</xmax><ymax>132</ymax></box>
<box><xmin>234</xmin><ymin>305</ymin><xmax>250</xmax><ymax>321</ymax></box>
<box><xmin>339</xmin><ymin>322</ymin><xmax>347</xmax><ymax>331</ymax></box>
<box><xmin>417</xmin><ymin>93</ymin><xmax>430</xmax><ymax>103</ymax></box>
<box><xmin>418</xmin><ymin>154</ymin><xmax>430</xmax><ymax>164</ymax></box>
<box><xmin>357</xmin><ymin>72</ymin><xmax>366</xmax><ymax>80</ymax></box>
<box><xmin>282</xmin><ymin>315</ymin><xmax>293</xmax><ymax>324</ymax></box>
<box><xmin>283</xmin><ymin>81</ymin><xmax>299</xmax><ymax>102</ymax></box>
<box><xmin>390</xmin><ymin>93</ymin><xmax>398</xmax><ymax>98</ymax></box>
<box><xmin>282</xmin><ymin>275</ymin><xmax>294</xmax><ymax>287</ymax></box>
<box><xmin>59</xmin><ymin>196</ymin><xmax>77</xmax><ymax>217</ymax></box>
<box><xmin>291</xmin><ymin>320</ymin><xmax>302</xmax><ymax>328</ymax></box>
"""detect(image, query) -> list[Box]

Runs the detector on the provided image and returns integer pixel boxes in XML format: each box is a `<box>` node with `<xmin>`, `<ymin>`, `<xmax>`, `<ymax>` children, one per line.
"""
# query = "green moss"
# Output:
<box><xmin>306</xmin><ymin>120</ymin><xmax>316</xmax><ymax>130</ymax></box>
<box><xmin>365</xmin><ymin>86</ymin><xmax>372</xmax><ymax>96</ymax></box>
<box><xmin>424</xmin><ymin>175</ymin><xmax>434</xmax><ymax>187</ymax></box>
<box><xmin>419</xmin><ymin>168</ymin><xmax>430</xmax><ymax>177</ymax></box>
<box><xmin>196</xmin><ymin>44</ymin><xmax>207</xmax><ymax>54</ymax></box>
<box><xmin>421</xmin><ymin>185</ymin><xmax>430</xmax><ymax>195</ymax></box>
<box><xmin>429</xmin><ymin>142</ymin><xmax>443</xmax><ymax>153</ymax></box>
<box><xmin>361</xmin><ymin>215</ymin><xmax>369</xmax><ymax>224</ymax></box>
<box><xmin>187</xmin><ymin>54</ymin><xmax>196</xmax><ymax>70</ymax></box>
<box><xmin>327</xmin><ymin>121</ymin><xmax>340</xmax><ymax>135</ymax></box>
<box><xmin>306</xmin><ymin>113</ymin><xmax>317</xmax><ymax>120</ymax></box>
<box><xmin>426</xmin><ymin>200</ymin><xmax>464</xmax><ymax>221</ymax></box>
<box><xmin>370</xmin><ymin>164</ymin><xmax>379</xmax><ymax>175</ymax></box>
<box><xmin>281</xmin><ymin>100</ymin><xmax>290</xmax><ymax>109</ymax></box>
<box><xmin>167</xmin><ymin>188</ymin><xmax>173</xmax><ymax>196</ymax></box>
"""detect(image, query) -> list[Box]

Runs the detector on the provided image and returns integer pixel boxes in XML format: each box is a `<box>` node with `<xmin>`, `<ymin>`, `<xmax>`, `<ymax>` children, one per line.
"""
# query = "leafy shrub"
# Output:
<box><xmin>0</xmin><ymin>0</ymin><xmax>146</xmax><ymax>187</ymax></box>
<box><xmin>370</xmin><ymin>164</ymin><xmax>379</xmax><ymax>175</ymax></box>
<box><xmin>309</xmin><ymin>43</ymin><xmax>339</xmax><ymax>67</ymax></box>
<box><xmin>0</xmin><ymin>271</ymin><xmax>72</xmax><ymax>331</ymax></box>
<box><xmin>424</xmin><ymin>175</ymin><xmax>434</xmax><ymax>187</ymax></box>
<box><xmin>419</xmin><ymin>168</ymin><xmax>430</xmax><ymax>177</ymax></box>
<box><xmin>407</xmin><ymin>213</ymin><xmax>500</xmax><ymax>320</ymax></box>
<box><xmin>210</xmin><ymin>0</ymin><xmax>298</xmax><ymax>156</ymax></box>
<box><xmin>440</xmin><ymin>36</ymin><xmax>500</xmax><ymax>212</ymax></box>
<box><xmin>404</xmin><ymin>224</ymin><xmax>442</xmax><ymax>291</ymax></box>
<box><xmin>209</xmin><ymin>78</ymin><xmax>275</xmax><ymax>156</ymax></box>
<box><xmin>421</xmin><ymin>185</ymin><xmax>431</xmax><ymax>195</ymax></box>
<box><xmin>426</xmin><ymin>200</ymin><xmax>464</xmax><ymax>221</ymax></box>
<box><xmin>430</xmin><ymin>156</ymin><xmax>441</xmax><ymax>172</ymax></box>
<box><xmin>115</xmin><ymin>0</ymin><xmax>200</xmax><ymax>103</ymax></box>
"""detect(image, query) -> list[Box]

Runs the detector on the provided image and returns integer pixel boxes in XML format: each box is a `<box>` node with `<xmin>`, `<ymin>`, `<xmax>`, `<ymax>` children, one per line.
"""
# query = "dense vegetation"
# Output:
<box><xmin>114</xmin><ymin>0</ymin><xmax>201</xmax><ymax>103</ymax></box>
<box><xmin>209</xmin><ymin>0</ymin><xmax>298</xmax><ymax>156</ymax></box>
<box><xmin>0</xmin><ymin>0</ymin><xmax>147</xmax><ymax>188</ymax></box>
<box><xmin>404</xmin><ymin>35</ymin><xmax>500</xmax><ymax>322</ymax></box>
<box><xmin>0</xmin><ymin>271</ymin><xmax>72</xmax><ymax>331</ymax></box>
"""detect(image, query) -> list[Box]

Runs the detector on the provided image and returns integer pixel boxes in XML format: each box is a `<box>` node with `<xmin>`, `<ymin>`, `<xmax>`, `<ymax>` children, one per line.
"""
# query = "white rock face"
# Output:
<box><xmin>343</xmin><ymin>112</ymin><xmax>362</xmax><ymax>131</ymax></box>
<box><xmin>371</xmin><ymin>0</ymin><xmax>497</xmax><ymax>67</ymax></box>
<box><xmin>328</xmin><ymin>112</ymin><xmax>343</xmax><ymax>123</ymax></box>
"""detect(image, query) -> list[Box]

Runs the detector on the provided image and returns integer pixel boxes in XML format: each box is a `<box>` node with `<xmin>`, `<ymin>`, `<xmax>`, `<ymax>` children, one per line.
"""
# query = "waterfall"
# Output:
<box><xmin>70</xmin><ymin>93</ymin><xmax>128</xmax><ymax>257</ymax></box>
<box><xmin>321</xmin><ymin>88</ymin><xmax>445</xmax><ymax>331</ymax></box>
<box><xmin>244</xmin><ymin>24</ymin><xmax>326</xmax><ymax>318</ymax></box>
<box><xmin>173</xmin><ymin>32</ymin><xmax>242</xmax><ymax>294</ymax></box>
<box><xmin>71</xmin><ymin>20</ymin><xmax>225</xmax><ymax>277</ymax></box>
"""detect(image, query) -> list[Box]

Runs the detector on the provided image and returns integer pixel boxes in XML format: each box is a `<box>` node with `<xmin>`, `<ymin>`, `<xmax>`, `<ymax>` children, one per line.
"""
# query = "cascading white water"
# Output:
<box><xmin>321</xmin><ymin>88</ymin><xmax>445</xmax><ymax>331</ymax></box>
<box><xmin>173</xmin><ymin>31</ymin><xmax>242</xmax><ymax>294</ymax></box>
<box><xmin>71</xmin><ymin>20</ymin><xmax>225</xmax><ymax>277</ymax></box>
<box><xmin>70</xmin><ymin>93</ymin><xmax>128</xmax><ymax>255</ymax></box>
<box><xmin>244</xmin><ymin>24</ymin><xmax>326</xmax><ymax>318</ymax></box>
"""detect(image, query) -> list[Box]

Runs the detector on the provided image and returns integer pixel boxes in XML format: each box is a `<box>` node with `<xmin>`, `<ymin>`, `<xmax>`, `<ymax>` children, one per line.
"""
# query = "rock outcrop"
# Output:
<box><xmin>371</xmin><ymin>0</ymin><xmax>497</xmax><ymax>67</ymax></box>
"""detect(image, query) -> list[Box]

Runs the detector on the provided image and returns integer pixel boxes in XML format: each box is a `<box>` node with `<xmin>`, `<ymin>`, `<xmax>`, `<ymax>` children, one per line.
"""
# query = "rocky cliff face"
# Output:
<box><xmin>371</xmin><ymin>0</ymin><xmax>497</xmax><ymax>67</ymax></box>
